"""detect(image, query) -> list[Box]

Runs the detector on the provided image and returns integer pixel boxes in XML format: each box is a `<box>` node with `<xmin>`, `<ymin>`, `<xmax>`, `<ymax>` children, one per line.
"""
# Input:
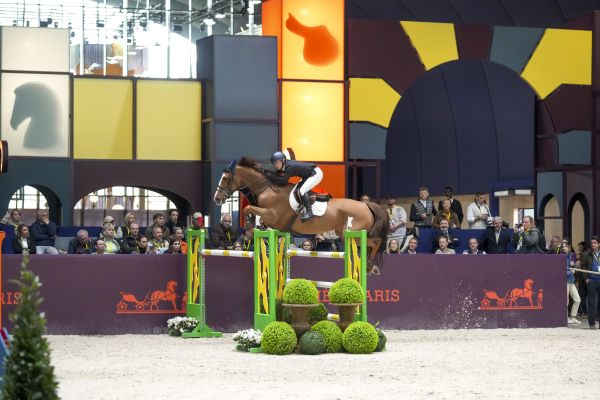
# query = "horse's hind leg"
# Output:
<box><xmin>367</xmin><ymin>237</ymin><xmax>383</xmax><ymax>276</ymax></box>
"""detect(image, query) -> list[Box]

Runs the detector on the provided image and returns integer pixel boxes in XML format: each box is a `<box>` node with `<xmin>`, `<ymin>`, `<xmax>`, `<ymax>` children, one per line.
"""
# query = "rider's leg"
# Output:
<box><xmin>298</xmin><ymin>167</ymin><xmax>323</xmax><ymax>221</ymax></box>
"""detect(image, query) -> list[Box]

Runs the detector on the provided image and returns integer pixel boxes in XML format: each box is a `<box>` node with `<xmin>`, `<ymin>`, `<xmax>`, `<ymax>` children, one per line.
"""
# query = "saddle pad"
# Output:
<box><xmin>312</xmin><ymin>200</ymin><xmax>327</xmax><ymax>216</ymax></box>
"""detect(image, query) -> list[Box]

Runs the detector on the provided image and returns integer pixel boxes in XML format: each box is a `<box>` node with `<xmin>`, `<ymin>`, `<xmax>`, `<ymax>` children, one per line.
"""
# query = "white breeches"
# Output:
<box><xmin>298</xmin><ymin>167</ymin><xmax>323</xmax><ymax>196</ymax></box>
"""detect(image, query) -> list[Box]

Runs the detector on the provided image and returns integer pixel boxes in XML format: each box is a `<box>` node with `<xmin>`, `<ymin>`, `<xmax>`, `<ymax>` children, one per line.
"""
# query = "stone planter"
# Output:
<box><xmin>332</xmin><ymin>303</ymin><xmax>362</xmax><ymax>331</ymax></box>
<box><xmin>282</xmin><ymin>303</ymin><xmax>315</xmax><ymax>337</ymax></box>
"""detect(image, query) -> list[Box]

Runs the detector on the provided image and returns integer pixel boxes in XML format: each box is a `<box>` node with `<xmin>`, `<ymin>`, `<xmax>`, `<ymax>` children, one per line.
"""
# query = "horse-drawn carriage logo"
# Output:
<box><xmin>479</xmin><ymin>278</ymin><xmax>543</xmax><ymax>310</ymax></box>
<box><xmin>116</xmin><ymin>280</ymin><xmax>187</xmax><ymax>314</ymax></box>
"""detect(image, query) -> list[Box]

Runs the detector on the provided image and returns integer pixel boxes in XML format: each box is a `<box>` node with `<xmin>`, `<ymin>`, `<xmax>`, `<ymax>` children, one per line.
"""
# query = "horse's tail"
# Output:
<box><xmin>365</xmin><ymin>201</ymin><xmax>389</xmax><ymax>267</ymax></box>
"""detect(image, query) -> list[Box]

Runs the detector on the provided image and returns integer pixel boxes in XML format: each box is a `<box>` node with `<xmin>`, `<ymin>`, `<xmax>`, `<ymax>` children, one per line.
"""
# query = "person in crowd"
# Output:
<box><xmin>233</xmin><ymin>242</ymin><xmax>243</xmax><ymax>250</ymax></box>
<box><xmin>132</xmin><ymin>236</ymin><xmax>149</xmax><ymax>254</ymax></box>
<box><xmin>435</xmin><ymin>236</ymin><xmax>455</xmax><ymax>254</ymax></box>
<box><xmin>236</xmin><ymin>223</ymin><xmax>255</xmax><ymax>252</ymax></box>
<box><xmin>102</xmin><ymin>223</ymin><xmax>121</xmax><ymax>254</ymax></box>
<box><xmin>466</xmin><ymin>192</ymin><xmax>491</xmax><ymax>229</ymax></box>
<box><xmin>511</xmin><ymin>216</ymin><xmax>543</xmax><ymax>254</ymax></box>
<box><xmin>92</xmin><ymin>239</ymin><xmax>107</xmax><ymax>255</ymax></box>
<box><xmin>12</xmin><ymin>223</ymin><xmax>36</xmax><ymax>254</ymax></box>
<box><xmin>165</xmin><ymin>236</ymin><xmax>183</xmax><ymax>254</ymax></box>
<box><xmin>148</xmin><ymin>226</ymin><xmax>169</xmax><ymax>254</ymax></box>
<box><xmin>172</xmin><ymin>227</ymin><xmax>188</xmax><ymax>254</ymax></box>
<box><xmin>386</xmin><ymin>239</ymin><xmax>401</xmax><ymax>254</ymax></box>
<box><xmin>580</xmin><ymin>236</ymin><xmax>600</xmax><ymax>329</ymax></box>
<box><xmin>576</xmin><ymin>240</ymin><xmax>590</xmax><ymax>316</ymax></box>
<box><xmin>437</xmin><ymin>186</ymin><xmax>463</xmax><ymax>225</ymax></box>
<box><xmin>191</xmin><ymin>212</ymin><xmax>205</xmax><ymax>230</ymax></box>
<box><xmin>100</xmin><ymin>216</ymin><xmax>123</xmax><ymax>240</ymax></box>
<box><xmin>433</xmin><ymin>198</ymin><xmax>460</xmax><ymax>229</ymax></box>
<box><xmin>432</xmin><ymin>218</ymin><xmax>460</xmax><ymax>252</ymax></box>
<box><xmin>120</xmin><ymin>223</ymin><xmax>141</xmax><ymax>254</ymax></box>
<box><xmin>144</xmin><ymin>212</ymin><xmax>171</xmax><ymax>241</ymax></box>
<box><xmin>1</xmin><ymin>209</ymin><xmax>24</xmax><ymax>234</ymax></box>
<box><xmin>165</xmin><ymin>209</ymin><xmax>186</xmax><ymax>234</ymax></box>
<box><xmin>301</xmin><ymin>239</ymin><xmax>313</xmax><ymax>251</ymax></box>
<box><xmin>479</xmin><ymin>217</ymin><xmax>512</xmax><ymax>254</ymax></box>
<box><xmin>410</xmin><ymin>187</ymin><xmax>436</xmax><ymax>228</ymax></box>
<box><xmin>29</xmin><ymin>210</ymin><xmax>59</xmax><ymax>254</ymax></box>
<box><xmin>547</xmin><ymin>235</ymin><xmax>561</xmax><ymax>254</ymax></box>
<box><xmin>402</xmin><ymin>237</ymin><xmax>419</xmax><ymax>254</ymax></box>
<box><xmin>386</xmin><ymin>196</ymin><xmax>407</xmax><ymax>249</ymax></box>
<box><xmin>359</xmin><ymin>194</ymin><xmax>371</xmax><ymax>203</ymax></box>
<box><xmin>210</xmin><ymin>214</ymin><xmax>238</xmax><ymax>250</ymax></box>
<box><xmin>562</xmin><ymin>240</ymin><xmax>581</xmax><ymax>324</ymax></box>
<box><xmin>463</xmin><ymin>238</ymin><xmax>486</xmax><ymax>255</ymax></box>
<box><xmin>68</xmin><ymin>229</ymin><xmax>94</xmax><ymax>254</ymax></box>
<box><xmin>314</xmin><ymin>230</ymin><xmax>340</xmax><ymax>251</ymax></box>
<box><xmin>120</xmin><ymin>212</ymin><xmax>137</xmax><ymax>238</ymax></box>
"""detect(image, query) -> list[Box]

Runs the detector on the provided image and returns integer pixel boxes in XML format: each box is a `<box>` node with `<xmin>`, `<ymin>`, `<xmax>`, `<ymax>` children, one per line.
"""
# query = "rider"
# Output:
<box><xmin>267</xmin><ymin>151</ymin><xmax>323</xmax><ymax>222</ymax></box>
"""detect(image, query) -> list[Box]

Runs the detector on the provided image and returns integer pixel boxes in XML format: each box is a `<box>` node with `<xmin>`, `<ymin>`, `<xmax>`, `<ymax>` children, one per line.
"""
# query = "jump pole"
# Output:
<box><xmin>183</xmin><ymin>229</ymin><xmax>223</xmax><ymax>338</ymax></box>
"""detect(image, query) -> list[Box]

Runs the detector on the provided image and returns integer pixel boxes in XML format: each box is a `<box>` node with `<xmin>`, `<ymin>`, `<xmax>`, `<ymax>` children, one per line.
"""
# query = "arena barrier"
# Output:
<box><xmin>253</xmin><ymin>229</ymin><xmax>368</xmax><ymax>331</ymax></box>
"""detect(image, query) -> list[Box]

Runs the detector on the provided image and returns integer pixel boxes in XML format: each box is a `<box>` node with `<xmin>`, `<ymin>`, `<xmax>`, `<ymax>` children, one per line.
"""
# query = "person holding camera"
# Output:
<box><xmin>410</xmin><ymin>187</ymin><xmax>436</xmax><ymax>228</ymax></box>
<box><xmin>511</xmin><ymin>216</ymin><xmax>543</xmax><ymax>254</ymax></box>
<box><xmin>466</xmin><ymin>192</ymin><xmax>491</xmax><ymax>229</ymax></box>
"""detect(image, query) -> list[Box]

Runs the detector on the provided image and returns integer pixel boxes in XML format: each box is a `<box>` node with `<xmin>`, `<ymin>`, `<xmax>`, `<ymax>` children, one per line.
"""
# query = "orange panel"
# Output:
<box><xmin>315</xmin><ymin>164</ymin><xmax>346</xmax><ymax>199</ymax></box>
<box><xmin>282</xmin><ymin>0</ymin><xmax>344</xmax><ymax>80</ymax></box>
<box><xmin>282</xmin><ymin>82</ymin><xmax>344</xmax><ymax>162</ymax></box>
<box><xmin>262</xmin><ymin>0</ymin><xmax>282</xmax><ymax>78</ymax></box>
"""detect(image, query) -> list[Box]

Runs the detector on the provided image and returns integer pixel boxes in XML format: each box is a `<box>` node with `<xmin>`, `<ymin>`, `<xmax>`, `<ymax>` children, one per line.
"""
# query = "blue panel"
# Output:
<box><xmin>483</xmin><ymin>61</ymin><xmax>536</xmax><ymax>181</ymax></box>
<box><xmin>442</xmin><ymin>60</ymin><xmax>498</xmax><ymax>194</ymax></box>
<box><xmin>197</xmin><ymin>36</ymin><xmax>278</xmax><ymax>120</ymax></box>
<box><xmin>501</xmin><ymin>0</ymin><xmax>566</xmax><ymax>27</ymax></box>
<box><xmin>349</xmin><ymin>123</ymin><xmax>387</xmax><ymax>159</ymax></box>
<box><xmin>536</xmin><ymin>171</ymin><xmax>563</xmax><ymax>214</ymax></box>
<box><xmin>557</xmin><ymin>130</ymin><xmax>592</xmax><ymax>165</ymax></box>
<box><xmin>490</xmin><ymin>26</ymin><xmax>544</xmax><ymax>74</ymax></box>
<box><xmin>209</xmin><ymin>121</ymin><xmax>278</xmax><ymax>161</ymax></box>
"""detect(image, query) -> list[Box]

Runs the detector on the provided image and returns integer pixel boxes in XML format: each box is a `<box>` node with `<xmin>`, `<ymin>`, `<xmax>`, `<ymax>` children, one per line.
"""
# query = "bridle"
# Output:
<box><xmin>216</xmin><ymin>167</ymin><xmax>237</xmax><ymax>204</ymax></box>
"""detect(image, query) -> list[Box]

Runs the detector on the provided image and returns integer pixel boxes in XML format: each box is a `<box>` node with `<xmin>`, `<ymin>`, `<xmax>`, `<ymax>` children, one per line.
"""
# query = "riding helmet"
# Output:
<box><xmin>271</xmin><ymin>151</ymin><xmax>286</xmax><ymax>166</ymax></box>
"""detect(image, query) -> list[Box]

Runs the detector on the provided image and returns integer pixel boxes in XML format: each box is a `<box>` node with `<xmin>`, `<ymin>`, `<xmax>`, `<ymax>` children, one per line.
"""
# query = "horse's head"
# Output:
<box><xmin>214</xmin><ymin>160</ymin><xmax>239</xmax><ymax>206</ymax></box>
<box><xmin>167</xmin><ymin>281</ymin><xmax>178</xmax><ymax>292</ymax></box>
<box><xmin>524</xmin><ymin>278</ymin><xmax>534</xmax><ymax>289</ymax></box>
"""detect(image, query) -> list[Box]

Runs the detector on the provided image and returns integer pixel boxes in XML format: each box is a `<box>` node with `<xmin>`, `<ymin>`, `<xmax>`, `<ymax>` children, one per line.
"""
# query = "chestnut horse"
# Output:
<box><xmin>213</xmin><ymin>157</ymin><xmax>389</xmax><ymax>274</ymax></box>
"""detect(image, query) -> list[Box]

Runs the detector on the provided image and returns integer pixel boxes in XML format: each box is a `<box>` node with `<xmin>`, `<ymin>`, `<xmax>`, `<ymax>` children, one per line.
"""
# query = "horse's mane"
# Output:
<box><xmin>238</xmin><ymin>157</ymin><xmax>264</xmax><ymax>173</ymax></box>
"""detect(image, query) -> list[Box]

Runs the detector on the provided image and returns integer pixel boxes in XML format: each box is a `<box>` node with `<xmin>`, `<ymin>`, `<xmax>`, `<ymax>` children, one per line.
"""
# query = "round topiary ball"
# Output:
<box><xmin>342</xmin><ymin>321</ymin><xmax>378</xmax><ymax>354</ymax></box>
<box><xmin>261</xmin><ymin>322</ymin><xmax>297</xmax><ymax>355</ymax></box>
<box><xmin>375</xmin><ymin>330</ymin><xmax>387</xmax><ymax>352</ymax></box>
<box><xmin>299</xmin><ymin>331</ymin><xmax>326</xmax><ymax>355</ymax></box>
<box><xmin>328</xmin><ymin>278</ymin><xmax>363</xmax><ymax>304</ymax></box>
<box><xmin>283</xmin><ymin>278</ymin><xmax>319</xmax><ymax>305</ymax></box>
<box><xmin>311</xmin><ymin>320</ymin><xmax>343</xmax><ymax>353</ymax></box>
<box><xmin>308</xmin><ymin>303</ymin><xmax>328</xmax><ymax>325</ymax></box>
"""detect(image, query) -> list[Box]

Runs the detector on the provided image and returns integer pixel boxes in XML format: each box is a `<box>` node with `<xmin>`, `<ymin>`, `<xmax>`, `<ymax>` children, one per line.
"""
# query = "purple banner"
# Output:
<box><xmin>1</xmin><ymin>253</ymin><xmax>565</xmax><ymax>334</ymax></box>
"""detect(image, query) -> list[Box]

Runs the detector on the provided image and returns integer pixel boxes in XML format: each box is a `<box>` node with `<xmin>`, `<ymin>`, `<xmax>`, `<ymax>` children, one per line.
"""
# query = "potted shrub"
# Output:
<box><xmin>311</xmin><ymin>320</ymin><xmax>343</xmax><ymax>353</ymax></box>
<box><xmin>261</xmin><ymin>322</ymin><xmax>297</xmax><ymax>355</ymax></box>
<box><xmin>299</xmin><ymin>331</ymin><xmax>326</xmax><ymax>355</ymax></box>
<box><xmin>282</xmin><ymin>278</ymin><xmax>319</xmax><ymax>337</ymax></box>
<box><xmin>328</xmin><ymin>278</ymin><xmax>364</xmax><ymax>331</ymax></box>
<box><xmin>341</xmin><ymin>321</ymin><xmax>379</xmax><ymax>354</ymax></box>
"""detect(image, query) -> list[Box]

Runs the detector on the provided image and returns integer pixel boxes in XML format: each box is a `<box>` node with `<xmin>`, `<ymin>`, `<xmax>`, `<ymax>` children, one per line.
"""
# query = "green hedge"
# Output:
<box><xmin>261</xmin><ymin>322</ymin><xmax>297</xmax><ymax>355</ymax></box>
<box><xmin>328</xmin><ymin>278</ymin><xmax>363</xmax><ymax>304</ymax></box>
<box><xmin>311</xmin><ymin>320</ymin><xmax>343</xmax><ymax>353</ymax></box>
<box><xmin>283</xmin><ymin>279</ymin><xmax>319</xmax><ymax>305</ymax></box>
<box><xmin>299</xmin><ymin>331</ymin><xmax>326</xmax><ymax>355</ymax></box>
<box><xmin>342</xmin><ymin>321</ymin><xmax>378</xmax><ymax>354</ymax></box>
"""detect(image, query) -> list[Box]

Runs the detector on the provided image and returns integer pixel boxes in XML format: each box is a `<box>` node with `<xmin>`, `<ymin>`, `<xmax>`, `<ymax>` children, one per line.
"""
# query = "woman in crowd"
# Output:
<box><xmin>301</xmin><ymin>239</ymin><xmax>313</xmax><ymax>251</ymax></box>
<box><xmin>386</xmin><ymin>239</ymin><xmax>401</xmax><ymax>254</ymax></box>
<box><xmin>165</xmin><ymin>236</ymin><xmax>182</xmax><ymax>254</ymax></box>
<box><xmin>120</xmin><ymin>212</ymin><xmax>137</xmax><ymax>238</ymax></box>
<box><xmin>462</xmin><ymin>238</ymin><xmax>486</xmax><ymax>255</ymax></box>
<box><xmin>563</xmin><ymin>239</ymin><xmax>581</xmax><ymax>324</ymax></box>
<box><xmin>132</xmin><ymin>236</ymin><xmax>149</xmax><ymax>254</ymax></box>
<box><xmin>233</xmin><ymin>242</ymin><xmax>243</xmax><ymax>251</ymax></box>
<box><xmin>435</xmin><ymin>236</ymin><xmax>455</xmax><ymax>254</ymax></box>
<box><xmin>2</xmin><ymin>209</ymin><xmax>24</xmax><ymax>234</ymax></box>
<box><xmin>433</xmin><ymin>198</ymin><xmax>460</xmax><ymax>229</ymax></box>
<box><xmin>102</xmin><ymin>223</ymin><xmax>121</xmax><ymax>254</ymax></box>
<box><xmin>12</xmin><ymin>223</ymin><xmax>36</xmax><ymax>254</ymax></box>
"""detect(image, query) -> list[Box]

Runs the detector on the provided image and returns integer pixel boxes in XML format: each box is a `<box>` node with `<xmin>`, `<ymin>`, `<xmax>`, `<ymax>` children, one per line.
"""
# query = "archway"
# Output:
<box><xmin>381</xmin><ymin>59</ymin><xmax>537</xmax><ymax>198</ymax></box>
<box><xmin>567</xmin><ymin>193</ymin><xmax>590</xmax><ymax>245</ymax></box>
<box><xmin>539</xmin><ymin>194</ymin><xmax>562</xmax><ymax>243</ymax></box>
<box><xmin>6</xmin><ymin>184</ymin><xmax>62</xmax><ymax>224</ymax></box>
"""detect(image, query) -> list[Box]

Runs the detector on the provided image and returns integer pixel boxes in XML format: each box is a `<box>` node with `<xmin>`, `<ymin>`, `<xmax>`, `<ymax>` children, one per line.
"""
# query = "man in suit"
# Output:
<box><xmin>479</xmin><ymin>217</ymin><xmax>512</xmax><ymax>254</ymax></box>
<box><xmin>432</xmin><ymin>218</ymin><xmax>460</xmax><ymax>252</ymax></box>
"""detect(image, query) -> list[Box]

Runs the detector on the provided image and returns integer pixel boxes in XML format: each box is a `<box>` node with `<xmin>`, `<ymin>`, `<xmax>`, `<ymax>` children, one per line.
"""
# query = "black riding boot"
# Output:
<box><xmin>300</xmin><ymin>192</ymin><xmax>313</xmax><ymax>222</ymax></box>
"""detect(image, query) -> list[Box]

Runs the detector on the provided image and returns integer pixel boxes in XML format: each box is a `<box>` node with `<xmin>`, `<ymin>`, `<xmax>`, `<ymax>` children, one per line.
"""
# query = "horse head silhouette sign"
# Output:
<box><xmin>2</xmin><ymin>74</ymin><xmax>68</xmax><ymax>157</ymax></box>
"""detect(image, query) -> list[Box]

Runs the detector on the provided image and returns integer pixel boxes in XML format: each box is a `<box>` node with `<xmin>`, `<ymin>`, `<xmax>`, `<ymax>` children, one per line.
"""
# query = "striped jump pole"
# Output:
<box><xmin>183</xmin><ymin>229</ymin><xmax>223</xmax><ymax>338</ymax></box>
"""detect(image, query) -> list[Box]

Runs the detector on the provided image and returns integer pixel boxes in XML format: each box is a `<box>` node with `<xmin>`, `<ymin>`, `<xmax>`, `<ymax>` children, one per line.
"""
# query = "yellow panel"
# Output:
<box><xmin>282</xmin><ymin>82</ymin><xmax>343</xmax><ymax>162</ymax></box>
<box><xmin>521</xmin><ymin>29</ymin><xmax>591</xmax><ymax>99</ymax></box>
<box><xmin>282</xmin><ymin>0</ymin><xmax>344</xmax><ymax>80</ymax></box>
<box><xmin>400</xmin><ymin>21</ymin><xmax>458</xmax><ymax>70</ymax></box>
<box><xmin>349</xmin><ymin>78</ymin><xmax>401</xmax><ymax>128</ymax></box>
<box><xmin>137</xmin><ymin>80</ymin><xmax>201</xmax><ymax>160</ymax></box>
<box><xmin>74</xmin><ymin>79</ymin><xmax>133</xmax><ymax>159</ymax></box>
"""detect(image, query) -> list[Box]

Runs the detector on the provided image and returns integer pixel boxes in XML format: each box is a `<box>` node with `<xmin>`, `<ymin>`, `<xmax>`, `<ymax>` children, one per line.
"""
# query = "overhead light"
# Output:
<box><xmin>112</xmin><ymin>204</ymin><xmax>125</xmax><ymax>211</ymax></box>
<box><xmin>203</xmin><ymin>18</ymin><xmax>216</xmax><ymax>26</ymax></box>
<box><xmin>493</xmin><ymin>190</ymin><xmax>509</xmax><ymax>197</ymax></box>
<box><xmin>215</xmin><ymin>13</ymin><xmax>226</xmax><ymax>19</ymax></box>
<box><xmin>514</xmin><ymin>189</ymin><xmax>532</xmax><ymax>196</ymax></box>
<box><xmin>89</xmin><ymin>194</ymin><xmax>99</xmax><ymax>204</ymax></box>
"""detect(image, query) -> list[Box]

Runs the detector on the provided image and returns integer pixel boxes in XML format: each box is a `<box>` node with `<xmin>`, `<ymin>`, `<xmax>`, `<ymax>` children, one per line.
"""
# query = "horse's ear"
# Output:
<box><xmin>224</xmin><ymin>159</ymin><xmax>237</xmax><ymax>173</ymax></box>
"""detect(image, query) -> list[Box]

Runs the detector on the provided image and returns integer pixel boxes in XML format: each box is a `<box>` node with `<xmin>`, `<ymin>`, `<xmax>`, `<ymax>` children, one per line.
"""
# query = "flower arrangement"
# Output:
<box><xmin>232</xmin><ymin>328</ymin><xmax>262</xmax><ymax>352</ymax></box>
<box><xmin>166</xmin><ymin>316</ymin><xmax>198</xmax><ymax>336</ymax></box>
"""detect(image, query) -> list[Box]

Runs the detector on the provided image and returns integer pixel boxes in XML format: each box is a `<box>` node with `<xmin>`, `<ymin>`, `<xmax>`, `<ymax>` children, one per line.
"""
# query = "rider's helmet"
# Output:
<box><xmin>270</xmin><ymin>151</ymin><xmax>286</xmax><ymax>168</ymax></box>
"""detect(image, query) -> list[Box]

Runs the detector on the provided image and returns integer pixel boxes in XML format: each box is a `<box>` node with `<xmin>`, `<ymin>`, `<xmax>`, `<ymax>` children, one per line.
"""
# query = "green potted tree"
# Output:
<box><xmin>328</xmin><ymin>278</ymin><xmax>364</xmax><ymax>331</ymax></box>
<box><xmin>282</xmin><ymin>278</ymin><xmax>319</xmax><ymax>337</ymax></box>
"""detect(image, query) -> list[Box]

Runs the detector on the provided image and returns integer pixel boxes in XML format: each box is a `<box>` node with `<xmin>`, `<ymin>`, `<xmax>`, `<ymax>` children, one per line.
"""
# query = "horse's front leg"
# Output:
<box><xmin>366</xmin><ymin>237</ymin><xmax>383</xmax><ymax>276</ymax></box>
<box><xmin>243</xmin><ymin>205</ymin><xmax>278</xmax><ymax>226</ymax></box>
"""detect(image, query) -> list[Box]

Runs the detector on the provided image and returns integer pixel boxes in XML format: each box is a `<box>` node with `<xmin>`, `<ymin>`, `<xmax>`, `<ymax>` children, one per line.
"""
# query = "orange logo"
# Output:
<box><xmin>286</xmin><ymin>13</ymin><xmax>338</xmax><ymax>66</ymax></box>
<box><xmin>116</xmin><ymin>280</ymin><xmax>187</xmax><ymax>314</ymax></box>
<box><xmin>479</xmin><ymin>278</ymin><xmax>543</xmax><ymax>310</ymax></box>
